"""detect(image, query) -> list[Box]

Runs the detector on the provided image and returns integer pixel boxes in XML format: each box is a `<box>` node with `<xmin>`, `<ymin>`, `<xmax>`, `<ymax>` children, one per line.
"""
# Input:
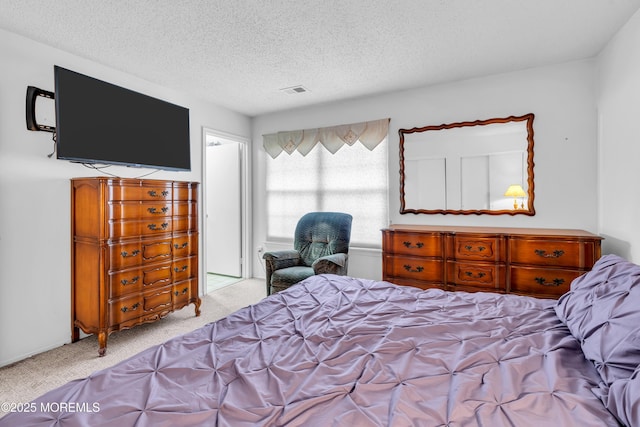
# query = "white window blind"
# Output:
<box><xmin>265</xmin><ymin>136</ymin><xmax>388</xmax><ymax>248</ymax></box>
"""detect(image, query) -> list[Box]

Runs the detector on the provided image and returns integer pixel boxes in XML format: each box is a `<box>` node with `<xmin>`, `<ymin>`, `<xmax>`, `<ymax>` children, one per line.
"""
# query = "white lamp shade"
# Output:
<box><xmin>504</xmin><ymin>184</ymin><xmax>526</xmax><ymax>198</ymax></box>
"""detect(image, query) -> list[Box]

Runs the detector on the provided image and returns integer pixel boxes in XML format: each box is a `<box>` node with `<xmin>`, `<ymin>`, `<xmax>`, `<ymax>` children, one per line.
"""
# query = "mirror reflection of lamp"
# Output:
<box><xmin>504</xmin><ymin>184</ymin><xmax>526</xmax><ymax>210</ymax></box>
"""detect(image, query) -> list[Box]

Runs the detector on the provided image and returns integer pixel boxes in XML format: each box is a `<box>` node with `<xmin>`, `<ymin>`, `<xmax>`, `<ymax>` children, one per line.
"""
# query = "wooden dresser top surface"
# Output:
<box><xmin>383</xmin><ymin>224</ymin><xmax>602</xmax><ymax>239</ymax></box>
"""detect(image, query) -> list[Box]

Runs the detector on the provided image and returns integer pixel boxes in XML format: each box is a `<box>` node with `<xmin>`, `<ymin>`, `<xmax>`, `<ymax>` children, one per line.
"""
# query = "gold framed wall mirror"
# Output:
<box><xmin>399</xmin><ymin>113</ymin><xmax>535</xmax><ymax>215</ymax></box>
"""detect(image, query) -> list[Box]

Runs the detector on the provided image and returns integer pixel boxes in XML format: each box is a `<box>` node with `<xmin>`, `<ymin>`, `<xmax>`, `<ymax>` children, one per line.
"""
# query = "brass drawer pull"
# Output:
<box><xmin>403</xmin><ymin>241</ymin><xmax>424</xmax><ymax>249</ymax></box>
<box><xmin>120</xmin><ymin>276</ymin><xmax>140</xmax><ymax>286</ymax></box>
<box><xmin>174</xmin><ymin>287</ymin><xmax>188</xmax><ymax>296</ymax></box>
<box><xmin>120</xmin><ymin>302</ymin><xmax>140</xmax><ymax>313</ymax></box>
<box><xmin>534</xmin><ymin>277</ymin><xmax>565</xmax><ymax>287</ymax></box>
<box><xmin>403</xmin><ymin>264</ymin><xmax>424</xmax><ymax>273</ymax></box>
<box><xmin>464</xmin><ymin>245</ymin><xmax>486</xmax><ymax>252</ymax></box>
<box><xmin>148</xmin><ymin>190</ymin><xmax>170</xmax><ymax>198</ymax></box>
<box><xmin>147</xmin><ymin>207</ymin><xmax>169</xmax><ymax>214</ymax></box>
<box><xmin>121</xmin><ymin>249</ymin><xmax>140</xmax><ymax>258</ymax></box>
<box><xmin>174</xmin><ymin>242</ymin><xmax>188</xmax><ymax>249</ymax></box>
<box><xmin>534</xmin><ymin>249</ymin><xmax>565</xmax><ymax>258</ymax></box>
<box><xmin>464</xmin><ymin>271</ymin><xmax>486</xmax><ymax>279</ymax></box>
<box><xmin>147</xmin><ymin>222</ymin><xmax>169</xmax><ymax>231</ymax></box>
<box><xmin>174</xmin><ymin>265</ymin><xmax>188</xmax><ymax>273</ymax></box>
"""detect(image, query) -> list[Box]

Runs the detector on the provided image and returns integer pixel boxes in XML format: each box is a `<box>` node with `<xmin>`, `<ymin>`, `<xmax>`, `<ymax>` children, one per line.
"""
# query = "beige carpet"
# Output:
<box><xmin>0</xmin><ymin>278</ymin><xmax>266</xmax><ymax>418</ymax></box>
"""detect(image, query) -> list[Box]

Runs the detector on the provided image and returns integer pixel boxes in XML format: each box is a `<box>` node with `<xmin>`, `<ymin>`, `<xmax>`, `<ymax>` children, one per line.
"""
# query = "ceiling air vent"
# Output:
<box><xmin>280</xmin><ymin>85</ymin><xmax>310</xmax><ymax>95</ymax></box>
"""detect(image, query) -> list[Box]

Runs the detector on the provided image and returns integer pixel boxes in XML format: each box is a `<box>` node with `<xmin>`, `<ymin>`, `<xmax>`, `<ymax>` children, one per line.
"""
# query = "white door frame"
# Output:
<box><xmin>201</xmin><ymin>127</ymin><xmax>251</xmax><ymax>281</ymax></box>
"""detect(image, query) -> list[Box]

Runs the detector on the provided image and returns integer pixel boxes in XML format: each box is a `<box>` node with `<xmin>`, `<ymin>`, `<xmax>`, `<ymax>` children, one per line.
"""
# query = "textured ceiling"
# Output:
<box><xmin>0</xmin><ymin>0</ymin><xmax>639</xmax><ymax>117</ymax></box>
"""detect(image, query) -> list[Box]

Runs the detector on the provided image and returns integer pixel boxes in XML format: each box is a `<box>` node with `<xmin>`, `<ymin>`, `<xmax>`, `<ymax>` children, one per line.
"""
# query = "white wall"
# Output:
<box><xmin>0</xmin><ymin>29</ymin><xmax>251</xmax><ymax>367</ymax></box>
<box><xmin>252</xmin><ymin>60</ymin><xmax>599</xmax><ymax>280</ymax></box>
<box><xmin>597</xmin><ymin>9</ymin><xmax>640</xmax><ymax>261</ymax></box>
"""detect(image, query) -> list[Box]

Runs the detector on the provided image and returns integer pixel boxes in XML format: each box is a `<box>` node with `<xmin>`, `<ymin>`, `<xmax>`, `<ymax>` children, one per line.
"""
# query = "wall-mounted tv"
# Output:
<box><xmin>54</xmin><ymin>66</ymin><xmax>191</xmax><ymax>171</ymax></box>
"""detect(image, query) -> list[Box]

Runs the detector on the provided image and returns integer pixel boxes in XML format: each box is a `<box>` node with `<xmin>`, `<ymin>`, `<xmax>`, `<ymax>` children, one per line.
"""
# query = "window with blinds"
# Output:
<box><xmin>265</xmin><ymin>139</ymin><xmax>388</xmax><ymax>248</ymax></box>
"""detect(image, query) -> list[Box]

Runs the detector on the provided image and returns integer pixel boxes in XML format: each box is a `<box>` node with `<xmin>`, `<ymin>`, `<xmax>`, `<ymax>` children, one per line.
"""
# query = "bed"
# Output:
<box><xmin>2</xmin><ymin>254</ymin><xmax>639</xmax><ymax>426</ymax></box>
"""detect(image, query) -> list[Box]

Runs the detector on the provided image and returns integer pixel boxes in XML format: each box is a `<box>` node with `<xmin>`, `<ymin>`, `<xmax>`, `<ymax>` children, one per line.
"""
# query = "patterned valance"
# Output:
<box><xmin>262</xmin><ymin>118</ymin><xmax>390</xmax><ymax>158</ymax></box>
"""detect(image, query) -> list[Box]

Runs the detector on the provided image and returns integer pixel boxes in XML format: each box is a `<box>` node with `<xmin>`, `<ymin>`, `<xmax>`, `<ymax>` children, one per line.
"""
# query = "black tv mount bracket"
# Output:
<box><xmin>26</xmin><ymin>86</ymin><xmax>56</xmax><ymax>133</ymax></box>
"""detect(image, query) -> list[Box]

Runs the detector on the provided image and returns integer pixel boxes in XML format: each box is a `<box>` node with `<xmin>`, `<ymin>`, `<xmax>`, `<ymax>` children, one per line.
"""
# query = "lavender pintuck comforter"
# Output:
<box><xmin>0</xmin><ymin>274</ymin><xmax>620</xmax><ymax>426</ymax></box>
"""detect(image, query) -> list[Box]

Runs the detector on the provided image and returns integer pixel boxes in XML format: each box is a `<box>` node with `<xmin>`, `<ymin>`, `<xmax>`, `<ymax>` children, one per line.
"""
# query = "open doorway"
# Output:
<box><xmin>202</xmin><ymin>128</ymin><xmax>250</xmax><ymax>292</ymax></box>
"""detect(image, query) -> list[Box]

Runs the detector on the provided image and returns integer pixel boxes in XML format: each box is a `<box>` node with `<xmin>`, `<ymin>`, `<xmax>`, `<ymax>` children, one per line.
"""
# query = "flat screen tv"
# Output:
<box><xmin>54</xmin><ymin>66</ymin><xmax>191</xmax><ymax>171</ymax></box>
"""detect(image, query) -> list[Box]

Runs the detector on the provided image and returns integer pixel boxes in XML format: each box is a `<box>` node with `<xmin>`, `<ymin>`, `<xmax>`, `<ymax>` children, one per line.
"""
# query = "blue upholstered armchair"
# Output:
<box><xmin>263</xmin><ymin>212</ymin><xmax>353</xmax><ymax>295</ymax></box>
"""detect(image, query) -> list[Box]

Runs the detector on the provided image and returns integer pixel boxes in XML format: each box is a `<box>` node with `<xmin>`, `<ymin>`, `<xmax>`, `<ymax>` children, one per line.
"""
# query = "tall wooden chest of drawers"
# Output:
<box><xmin>71</xmin><ymin>177</ymin><xmax>201</xmax><ymax>356</ymax></box>
<box><xmin>382</xmin><ymin>225</ymin><xmax>602</xmax><ymax>299</ymax></box>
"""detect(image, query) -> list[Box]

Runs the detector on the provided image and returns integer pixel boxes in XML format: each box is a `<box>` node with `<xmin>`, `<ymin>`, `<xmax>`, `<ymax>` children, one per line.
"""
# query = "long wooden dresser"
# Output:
<box><xmin>71</xmin><ymin>177</ymin><xmax>201</xmax><ymax>356</ymax></box>
<box><xmin>382</xmin><ymin>225</ymin><xmax>602</xmax><ymax>299</ymax></box>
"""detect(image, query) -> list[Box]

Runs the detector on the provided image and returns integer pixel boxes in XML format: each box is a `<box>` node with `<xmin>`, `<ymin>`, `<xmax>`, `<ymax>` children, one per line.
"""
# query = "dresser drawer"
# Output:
<box><xmin>105</xmin><ymin>182</ymin><xmax>173</xmax><ymax>200</ymax></box>
<box><xmin>109</xmin><ymin>295</ymin><xmax>144</xmax><ymax>324</ymax></box>
<box><xmin>143</xmin><ymin>288</ymin><xmax>173</xmax><ymax>312</ymax></box>
<box><xmin>384</xmin><ymin>255</ymin><xmax>443</xmax><ymax>283</ymax></box>
<box><xmin>108</xmin><ymin>218</ymin><xmax>173</xmax><ymax>238</ymax></box>
<box><xmin>109</xmin><ymin>268</ymin><xmax>142</xmax><ymax>297</ymax></box>
<box><xmin>172</xmin><ymin>256</ymin><xmax>197</xmax><ymax>282</ymax></box>
<box><xmin>509</xmin><ymin>238</ymin><xmax>597</xmax><ymax>268</ymax></box>
<box><xmin>109</xmin><ymin>239</ymin><xmax>172</xmax><ymax>270</ymax></box>
<box><xmin>107</xmin><ymin>201</ymin><xmax>173</xmax><ymax>220</ymax></box>
<box><xmin>109</xmin><ymin>263</ymin><xmax>173</xmax><ymax>298</ymax></box>
<box><xmin>109</xmin><ymin>241</ymin><xmax>143</xmax><ymax>270</ymax></box>
<box><xmin>446</xmin><ymin>260</ymin><xmax>506</xmax><ymax>291</ymax></box>
<box><xmin>448</xmin><ymin>235</ymin><xmax>504</xmax><ymax>262</ymax></box>
<box><xmin>172</xmin><ymin>233</ymin><xmax>197</xmax><ymax>258</ymax></box>
<box><xmin>509</xmin><ymin>266</ymin><xmax>584</xmax><ymax>297</ymax></box>
<box><xmin>384</xmin><ymin>232</ymin><xmax>443</xmax><ymax>257</ymax></box>
<box><xmin>172</xmin><ymin>279</ymin><xmax>194</xmax><ymax>308</ymax></box>
<box><xmin>110</xmin><ymin>288</ymin><xmax>173</xmax><ymax>324</ymax></box>
<box><xmin>141</xmin><ymin>264</ymin><xmax>173</xmax><ymax>290</ymax></box>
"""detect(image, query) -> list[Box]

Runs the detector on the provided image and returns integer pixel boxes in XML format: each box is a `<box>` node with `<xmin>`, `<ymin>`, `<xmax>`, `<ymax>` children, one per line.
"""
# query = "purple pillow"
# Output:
<box><xmin>555</xmin><ymin>254</ymin><xmax>640</xmax><ymax>386</ymax></box>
